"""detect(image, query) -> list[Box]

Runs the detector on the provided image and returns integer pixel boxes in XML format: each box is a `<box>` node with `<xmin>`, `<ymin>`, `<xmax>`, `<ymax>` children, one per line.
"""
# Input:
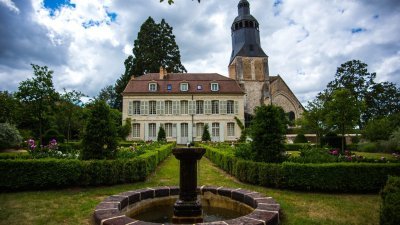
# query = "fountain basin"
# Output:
<box><xmin>93</xmin><ymin>186</ymin><xmax>280</xmax><ymax>225</ymax></box>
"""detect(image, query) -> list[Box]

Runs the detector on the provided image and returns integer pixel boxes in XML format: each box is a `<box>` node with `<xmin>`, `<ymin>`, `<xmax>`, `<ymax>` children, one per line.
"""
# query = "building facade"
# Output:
<box><xmin>228</xmin><ymin>0</ymin><xmax>304</xmax><ymax>123</ymax></box>
<box><xmin>122</xmin><ymin>71</ymin><xmax>245</xmax><ymax>144</ymax></box>
<box><xmin>122</xmin><ymin>0</ymin><xmax>304</xmax><ymax>143</ymax></box>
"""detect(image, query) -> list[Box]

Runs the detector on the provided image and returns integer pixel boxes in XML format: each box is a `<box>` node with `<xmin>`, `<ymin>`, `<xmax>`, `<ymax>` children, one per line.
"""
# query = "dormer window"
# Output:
<box><xmin>197</xmin><ymin>85</ymin><xmax>203</xmax><ymax>90</ymax></box>
<box><xmin>148</xmin><ymin>83</ymin><xmax>157</xmax><ymax>92</ymax></box>
<box><xmin>167</xmin><ymin>84</ymin><xmax>172</xmax><ymax>91</ymax></box>
<box><xmin>180</xmin><ymin>83</ymin><xmax>189</xmax><ymax>91</ymax></box>
<box><xmin>211</xmin><ymin>83</ymin><xmax>219</xmax><ymax>91</ymax></box>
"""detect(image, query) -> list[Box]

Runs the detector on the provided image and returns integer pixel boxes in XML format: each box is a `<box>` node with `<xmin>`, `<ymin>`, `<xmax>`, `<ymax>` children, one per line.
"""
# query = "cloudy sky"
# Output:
<box><xmin>0</xmin><ymin>0</ymin><xmax>399</xmax><ymax>105</ymax></box>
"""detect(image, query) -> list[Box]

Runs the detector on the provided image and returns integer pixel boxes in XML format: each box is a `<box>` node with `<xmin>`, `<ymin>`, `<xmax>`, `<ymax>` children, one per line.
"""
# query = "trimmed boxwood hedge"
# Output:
<box><xmin>201</xmin><ymin>144</ymin><xmax>400</xmax><ymax>192</ymax></box>
<box><xmin>0</xmin><ymin>143</ymin><xmax>173</xmax><ymax>191</ymax></box>
<box><xmin>380</xmin><ymin>176</ymin><xmax>400</xmax><ymax>225</ymax></box>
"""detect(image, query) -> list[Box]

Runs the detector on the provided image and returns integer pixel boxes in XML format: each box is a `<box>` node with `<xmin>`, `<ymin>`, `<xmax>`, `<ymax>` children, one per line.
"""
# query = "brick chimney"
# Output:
<box><xmin>159</xmin><ymin>67</ymin><xmax>167</xmax><ymax>79</ymax></box>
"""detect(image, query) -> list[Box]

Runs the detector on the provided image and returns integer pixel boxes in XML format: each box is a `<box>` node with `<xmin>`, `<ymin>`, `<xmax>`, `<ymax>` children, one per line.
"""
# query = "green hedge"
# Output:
<box><xmin>0</xmin><ymin>143</ymin><xmax>173</xmax><ymax>191</ymax></box>
<box><xmin>285</xmin><ymin>143</ymin><xmax>309</xmax><ymax>151</ymax></box>
<box><xmin>380</xmin><ymin>176</ymin><xmax>400</xmax><ymax>225</ymax></box>
<box><xmin>0</xmin><ymin>152</ymin><xmax>30</xmax><ymax>160</ymax></box>
<box><xmin>201</xmin><ymin>144</ymin><xmax>400</xmax><ymax>192</ymax></box>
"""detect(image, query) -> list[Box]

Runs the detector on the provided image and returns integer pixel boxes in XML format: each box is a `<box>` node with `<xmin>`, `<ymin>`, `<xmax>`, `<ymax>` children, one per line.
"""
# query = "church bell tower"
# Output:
<box><xmin>228</xmin><ymin>0</ymin><xmax>270</xmax><ymax>118</ymax></box>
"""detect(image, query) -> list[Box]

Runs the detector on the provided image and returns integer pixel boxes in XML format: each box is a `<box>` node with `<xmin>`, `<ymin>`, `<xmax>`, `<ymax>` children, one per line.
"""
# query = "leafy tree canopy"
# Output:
<box><xmin>249</xmin><ymin>104</ymin><xmax>287</xmax><ymax>163</ymax></box>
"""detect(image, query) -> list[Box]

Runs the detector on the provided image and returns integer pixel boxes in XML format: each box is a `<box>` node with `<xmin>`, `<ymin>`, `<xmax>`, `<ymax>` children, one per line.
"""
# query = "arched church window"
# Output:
<box><xmin>235</xmin><ymin>23</ymin><xmax>239</xmax><ymax>30</ymax></box>
<box><xmin>245</xmin><ymin>21</ymin><xmax>249</xmax><ymax>27</ymax></box>
<box><xmin>239</xmin><ymin>22</ymin><xmax>243</xmax><ymax>28</ymax></box>
<box><xmin>288</xmin><ymin>111</ymin><xmax>295</xmax><ymax>122</ymax></box>
<box><xmin>249</xmin><ymin>21</ymin><xmax>254</xmax><ymax>27</ymax></box>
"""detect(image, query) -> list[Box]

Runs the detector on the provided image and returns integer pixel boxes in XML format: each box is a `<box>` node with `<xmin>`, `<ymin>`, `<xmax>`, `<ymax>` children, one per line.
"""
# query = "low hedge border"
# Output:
<box><xmin>0</xmin><ymin>143</ymin><xmax>174</xmax><ymax>191</ymax></box>
<box><xmin>380</xmin><ymin>176</ymin><xmax>400</xmax><ymax>225</ymax></box>
<box><xmin>201</xmin><ymin>144</ymin><xmax>400</xmax><ymax>192</ymax></box>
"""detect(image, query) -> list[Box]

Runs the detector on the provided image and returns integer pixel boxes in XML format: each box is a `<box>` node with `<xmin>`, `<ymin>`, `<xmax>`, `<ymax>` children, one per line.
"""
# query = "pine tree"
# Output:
<box><xmin>157</xmin><ymin>126</ymin><xmax>166</xmax><ymax>142</ymax></box>
<box><xmin>81</xmin><ymin>100</ymin><xmax>118</xmax><ymax>160</ymax></box>
<box><xmin>113</xmin><ymin>17</ymin><xmax>186</xmax><ymax>110</ymax></box>
<box><xmin>202</xmin><ymin>124</ymin><xmax>211</xmax><ymax>141</ymax></box>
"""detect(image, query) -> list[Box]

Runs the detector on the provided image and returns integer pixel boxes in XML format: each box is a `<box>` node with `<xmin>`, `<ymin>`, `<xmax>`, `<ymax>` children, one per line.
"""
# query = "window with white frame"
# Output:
<box><xmin>196</xmin><ymin>123</ymin><xmax>204</xmax><ymax>137</ymax></box>
<box><xmin>148</xmin><ymin>83</ymin><xmax>157</xmax><ymax>92</ymax></box>
<box><xmin>211</xmin><ymin>83</ymin><xmax>219</xmax><ymax>91</ymax></box>
<box><xmin>196</xmin><ymin>100</ymin><xmax>204</xmax><ymax>114</ymax></box>
<box><xmin>227</xmin><ymin>122</ymin><xmax>235</xmax><ymax>136</ymax></box>
<box><xmin>227</xmin><ymin>100</ymin><xmax>234</xmax><ymax>114</ymax></box>
<box><xmin>180</xmin><ymin>100</ymin><xmax>188</xmax><ymax>114</ymax></box>
<box><xmin>212</xmin><ymin>100</ymin><xmax>219</xmax><ymax>114</ymax></box>
<box><xmin>132</xmin><ymin>123</ymin><xmax>140</xmax><ymax>138</ymax></box>
<box><xmin>149</xmin><ymin>101</ymin><xmax>156</xmax><ymax>115</ymax></box>
<box><xmin>180</xmin><ymin>83</ymin><xmax>189</xmax><ymax>91</ymax></box>
<box><xmin>149</xmin><ymin>123</ymin><xmax>156</xmax><ymax>137</ymax></box>
<box><xmin>165</xmin><ymin>100</ymin><xmax>172</xmax><ymax>115</ymax></box>
<box><xmin>165</xmin><ymin>123</ymin><xmax>173</xmax><ymax>137</ymax></box>
<box><xmin>132</xmin><ymin>101</ymin><xmax>141</xmax><ymax>115</ymax></box>
<box><xmin>212</xmin><ymin>122</ymin><xmax>220</xmax><ymax>137</ymax></box>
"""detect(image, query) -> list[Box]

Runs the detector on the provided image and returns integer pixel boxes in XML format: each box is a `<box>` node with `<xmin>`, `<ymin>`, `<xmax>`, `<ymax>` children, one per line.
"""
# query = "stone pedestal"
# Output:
<box><xmin>172</xmin><ymin>147</ymin><xmax>206</xmax><ymax>224</ymax></box>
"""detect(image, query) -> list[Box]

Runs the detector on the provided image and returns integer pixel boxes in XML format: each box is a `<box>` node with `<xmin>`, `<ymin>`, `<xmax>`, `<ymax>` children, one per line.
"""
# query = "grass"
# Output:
<box><xmin>0</xmin><ymin>155</ymin><xmax>380</xmax><ymax>225</ymax></box>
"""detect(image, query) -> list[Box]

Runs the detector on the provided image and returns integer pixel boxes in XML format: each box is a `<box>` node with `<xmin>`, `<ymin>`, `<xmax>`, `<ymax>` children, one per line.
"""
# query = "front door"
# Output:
<box><xmin>180</xmin><ymin>123</ymin><xmax>188</xmax><ymax>144</ymax></box>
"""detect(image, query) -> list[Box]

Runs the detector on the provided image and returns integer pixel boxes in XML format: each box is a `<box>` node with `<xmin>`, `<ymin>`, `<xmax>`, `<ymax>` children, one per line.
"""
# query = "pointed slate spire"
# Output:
<box><xmin>229</xmin><ymin>0</ymin><xmax>267</xmax><ymax>64</ymax></box>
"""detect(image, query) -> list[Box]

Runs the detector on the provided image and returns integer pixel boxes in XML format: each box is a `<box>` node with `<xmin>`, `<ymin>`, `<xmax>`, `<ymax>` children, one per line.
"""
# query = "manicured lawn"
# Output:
<box><xmin>0</xmin><ymin>155</ymin><xmax>380</xmax><ymax>225</ymax></box>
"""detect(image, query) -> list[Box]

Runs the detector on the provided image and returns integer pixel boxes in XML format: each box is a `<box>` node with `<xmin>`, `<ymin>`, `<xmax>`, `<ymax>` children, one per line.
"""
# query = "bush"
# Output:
<box><xmin>285</xmin><ymin>143</ymin><xmax>308</xmax><ymax>151</ymax></box>
<box><xmin>43</xmin><ymin>129</ymin><xmax>64</xmax><ymax>145</ymax></box>
<box><xmin>201</xmin><ymin>143</ymin><xmax>400</xmax><ymax>192</ymax></box>
<box><xmin>157</xmin><ymin>126</ymin><xmax>166</xmax><ymax>142</ymax></box>
<box><xmin>0</xmin><ymin>143</ymin><xmax>173</xmax><ymax>191</ymax></box>
<box><xmin>288</xmin><ymin>145</ymin><xmax>337</xmax><ymax>163</ymax></box>
<box><xmin>380</xmin><ymin>176</ymin><xmax>400</xmax><ymax>225</ymax></box>
<box><xmin>249</xmin><ymin>105</ymin><xmax>287</xmax><ymax>163</ymax></box>
<box><xmin>81</xmin><ymin>100</ymin><xmax>118</xmax><ymax>160</ymax></box>
<box><xmin>0</xmin><ymin>123</ymin><xmax>22</xmax><ymax>150</ymax></box>
<box><xmin>363</xmin><ymin>117</ymin><xmax>393</xmax><ymax>142</ymax></box>
<box><xmin>321</xmin><ymin>132</ymin><xmax>345</xmax><ymax>149</ymax></box>
<box><xmin>358</xmin><ymin>142</ymin><xmax>378</xmax><ymax>152</ymax></box>
<box><xmin>234</xmin><ymin>143</ymin><xmax>253</xmax><ymax>160</ymax></box>
<box><xmin>294</xmin><ymin>134</ymin><xmax>308</xmax><ymax>143</ymax></box>
<box><xmin>202</xmin><ymin>124</ymin><xmax>211</xmax><ymax>141</ymax></box>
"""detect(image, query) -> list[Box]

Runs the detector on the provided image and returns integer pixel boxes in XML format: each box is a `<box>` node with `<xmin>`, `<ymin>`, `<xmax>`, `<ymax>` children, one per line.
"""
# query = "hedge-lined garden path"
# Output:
<box><xmin>0</xmin><ymin>155</ymin><xmax>380</xmax><ymax>225</ymax></box>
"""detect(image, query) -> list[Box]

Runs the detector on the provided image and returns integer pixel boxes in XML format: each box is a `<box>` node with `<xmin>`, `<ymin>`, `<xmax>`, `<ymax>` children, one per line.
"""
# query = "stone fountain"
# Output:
<box><xmin>172</xmin><ymin>147</ymin><xmax>205</xmax><ymax>223</ymax></box>
<box><xmin>93</xmin><ymin>147</ymin><xmax>280</xmax><ymax>225</ymax></box>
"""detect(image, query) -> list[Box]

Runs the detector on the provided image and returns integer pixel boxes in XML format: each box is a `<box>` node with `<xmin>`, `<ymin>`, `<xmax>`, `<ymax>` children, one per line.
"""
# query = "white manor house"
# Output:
<box><xmin>122</xmin><ymin>0</ymin><xmax>303</xmax><ymax>144</ymax></box>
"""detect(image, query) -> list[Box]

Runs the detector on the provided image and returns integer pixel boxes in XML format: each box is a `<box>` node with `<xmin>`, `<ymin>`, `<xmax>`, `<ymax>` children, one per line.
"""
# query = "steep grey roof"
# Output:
<box><xmin>123</xmin><ymin>73</ymin><xmax>244</xmax><ymax>95</ymax></box>
<box><xmin>229</xmin><ymin>0</ymin><xmax>267</xmax><ymax>64</ymax></box>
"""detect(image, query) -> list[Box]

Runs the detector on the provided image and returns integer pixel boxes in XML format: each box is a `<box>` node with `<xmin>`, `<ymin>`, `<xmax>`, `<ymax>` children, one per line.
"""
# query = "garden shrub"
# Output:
<box><xmin>202</xmin><ymin>124</ymin><xmax>211</xmax><ymax>141</ymax></box>
<box><xmin>43</xmin><ymin>128</ymin><xmax>64</xmax><ymax>145</ymax></box>
<box><xmin>249</xmin><ymin>104</ymin><xmax>287</xmax><ymax>163</ymax></box>
<box><xmin>284</xmin><ymin>143</ymin><xmax>308</xmax><ymax>151</ymax></box>
<box><xmin>157</xmin><ymin>126</ymin><xmax>166</xmax><ymax>142</ymax></box>
<box><xmin>293</xmin><ymin>134</ymin><xmax>308</xmax><ymax>143</ymax></box>
<box><xmin>234</xmin><ymin>143</ymin><xmax>253</xmax><ymax>160</ymax></box>
<box><xmin>321</xmin><ymin>132</ymin><xmax>345</xmax><ymax>149</ymax></box>
<box><xmin>358</xmin><ymin>142</ymin><xmax>378</xmax><ymax>152</ymax></box>
<box><xmin>288</xmin><ymin>145</ymin><xmax>338</xmax><ymax>163</ymax></box>
<box><xmin>0</xmin><ymin>123</ymin><xmax>22</xmax><ymax>150</ymax></box>
<box><xmin>81</xmin><ymin>100</ymin><xmax>118</xmax><ymax>160</ymax></box>
<box><xmin>0</xmin><ymin>143</ymin><xmax>173</xmax><ymax>191</ymax></box>
<box><xmin>380</xmin><ymin>176</ymin><xmax>400</xmax><ymax>225</ymax></box>
<box><xmin>201</xmin><ymin>143</ymin><xmax>400</xmax><ymax>192</ymax></box>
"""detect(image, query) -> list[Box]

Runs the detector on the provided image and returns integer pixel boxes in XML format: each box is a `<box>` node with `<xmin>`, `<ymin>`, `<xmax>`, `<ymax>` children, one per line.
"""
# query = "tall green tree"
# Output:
<box><xmin>326</xmin><ymin>60</ymin><xmax>375</xmax><ymax>128</ymax></box>
<box><xmin>324</xmin><ymin>89</ymin><xmax>361</xmax><ymax>152</ymax></box>
<box><xmin>58</xmin><ymin>89</ymin><xmax>86</xmax><ymax>142</ymax></box>
<box><xmin>0</xmin><ymin>91</ymin><xmax>20</xmax><ymax>124</ymax></box>
<box><xmin>364</xmin><ymin>81</ymin><xmax>400</xmax><ymax>121</ymax></box>
<box><xmin>249</xmin><ymin>104</ymin><xmax>287</xmax><ymax>163</ymax></box>
<box><xmin>81</xmin><ymin>100</ymin><xmax>118</xmax><ymax>160</ymax></box>
<box><xmin>113</xmin><ymin>56</ymin><xmax>136</xmax><ymax>110</ymax></box>
<box><xmin>298</xmin><ymin>96</ymin><xmax>326</xmax><ymax>147</ymax></box>
<box><xmin>132</xmin><ymin>17</ymin><xmax>186</xmax><ymax>75</ymax></box>
<box><xmin>113</xmin><ymin>18</ymin><xmax>186</xmax><ymax>110</ymax></box>
<box><xmin>15</xmin><ymin>64</ymin><xmax>58</xmax><ymax>143</ymax></box>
